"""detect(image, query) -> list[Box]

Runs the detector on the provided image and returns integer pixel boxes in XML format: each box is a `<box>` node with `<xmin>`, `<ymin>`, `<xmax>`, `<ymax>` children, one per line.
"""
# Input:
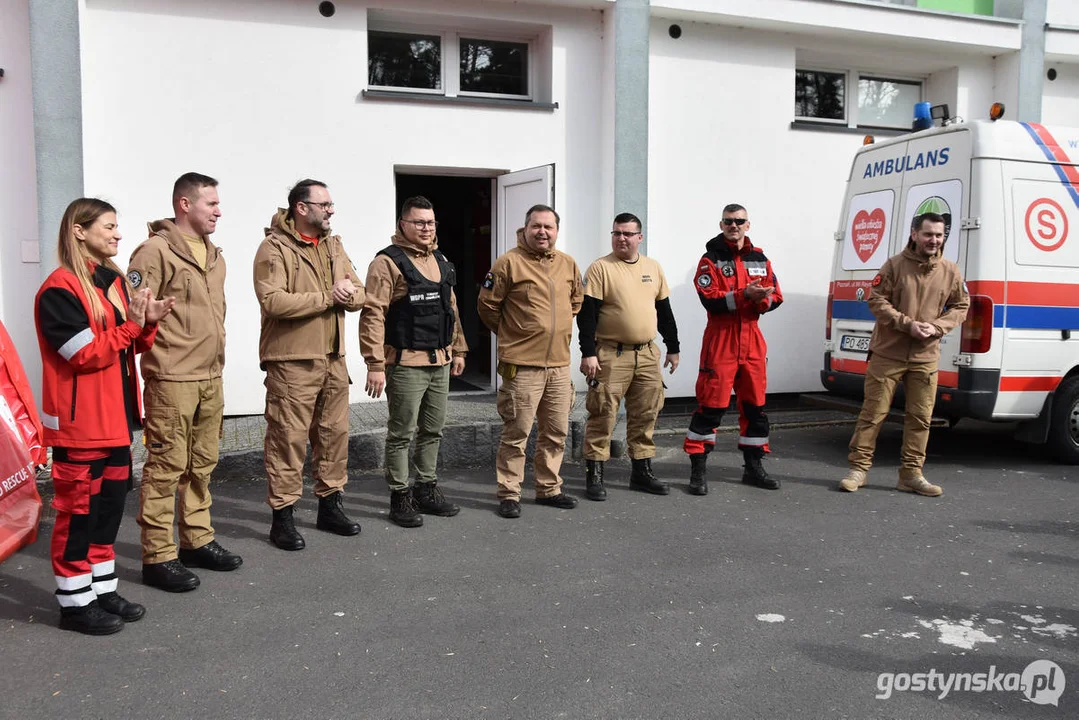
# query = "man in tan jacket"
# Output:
<box><xmin>478</xmin><ymin>204</ymin><xmax>584</xmax><ymax>519</ymax></box>
<box><xmin>360</xmin><ymin>196</ymin><xmax>468</xmax><ymax>528</ymax></box>
<box><xmin>253</xmin><ymin>179</ymin><xmax>364</xmax><ymax>550</ymax></box>
<box><xmin>129</xmin><ymin>172</ymin><xmax>241</xmax><ymax>594</ymax></box>
<box><xmin>839</xmin><ymin>212</ymin><xmax>969</xmax><ymax>496</ymax></box>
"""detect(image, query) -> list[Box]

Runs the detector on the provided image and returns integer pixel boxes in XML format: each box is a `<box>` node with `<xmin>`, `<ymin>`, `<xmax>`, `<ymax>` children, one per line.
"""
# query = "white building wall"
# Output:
<box><xmin>0</xmin><ymin>0</ymin><xmax>42</xmax><ymax>397</ymax></box>
<box><xmin>79</xmin><ymin>0</ymin><xmax>605</xmax><ymax>414</ymax></box>
<box><xmin>1042</xmin><ymin>62</ymin><xmax>1079</xmax><ymax>126</ymax></box>
<box><xmin>1047</xmin><ymin>0</ymin><xmax>1079</xmax><ymax>27</ymax></box>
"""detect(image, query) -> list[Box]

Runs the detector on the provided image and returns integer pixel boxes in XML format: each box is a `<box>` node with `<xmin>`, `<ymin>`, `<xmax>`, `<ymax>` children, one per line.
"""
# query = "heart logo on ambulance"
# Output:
<box><xmin>851</xmin><ymin>208</ymin><xmax>886</xmax><ymax>263</ymax></box>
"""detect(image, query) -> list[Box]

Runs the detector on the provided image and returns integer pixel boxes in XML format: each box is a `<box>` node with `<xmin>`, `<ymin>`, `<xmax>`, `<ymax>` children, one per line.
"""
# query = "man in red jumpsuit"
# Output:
<box><xmin>684</xmin><ymin>204</ymin><xmax>783</xmax><ymax>493</ymax></box>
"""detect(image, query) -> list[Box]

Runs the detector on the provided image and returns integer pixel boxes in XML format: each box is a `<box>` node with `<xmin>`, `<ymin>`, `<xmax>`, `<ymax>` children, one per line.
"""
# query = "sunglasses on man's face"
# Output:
<box><xmin>722</xmin><ymin>218</ymin><xmax>747</xmax><ymax>226</ymax></box>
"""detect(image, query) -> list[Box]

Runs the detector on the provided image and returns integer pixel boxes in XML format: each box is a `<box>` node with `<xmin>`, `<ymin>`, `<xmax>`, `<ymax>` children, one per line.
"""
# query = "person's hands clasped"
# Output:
<box><xmin>908</xmin><ymin>321</ymin><xmax>937</xmax><ymax>339</ymax></box>
<box><xmin>365</xmin><ymin>370</ymin><xmax>386</xmax><ymax>399</ymax></box>
<box><xmin>332</xmin><ymin>274</ymin><xmax>358</xmax><ymax>305</ymax></box>
<box><xmin>743</xmin><ymin>279</ymin><xmax>774</xmax><ymax>303</ymax></box>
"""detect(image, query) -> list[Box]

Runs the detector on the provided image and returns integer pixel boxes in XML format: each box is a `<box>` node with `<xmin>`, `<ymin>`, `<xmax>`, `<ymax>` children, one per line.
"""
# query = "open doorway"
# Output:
<box><xmin>394</xmin><ymin>172</ymin><xmax>494</xmax><ymax>392</ymax></box>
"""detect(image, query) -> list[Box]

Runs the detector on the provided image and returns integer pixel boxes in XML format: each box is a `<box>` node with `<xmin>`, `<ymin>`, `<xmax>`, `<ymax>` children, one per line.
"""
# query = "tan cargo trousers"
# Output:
<box><xmin>495</xmin><ymin>365</ymin><xmax>573</xmax><ymax>501</ymax></box>
<box><xmin>263</xmin><ymin>356</ymin><xmax>350</xmax><ymax>509</ymax></box>
<box><xmin>584</xmin><ymin>341</ymin><xmax>664</xmax><ymax>461</ymax></box>
<box><xmin>848</xmin><ymin>353</ymin><xmax>939</xmax><ymax>475</ymax></box>
<box><xmin>137</xmin><ymin>377</ymin><xmax>224</xmax><ymax>564</ymax></box>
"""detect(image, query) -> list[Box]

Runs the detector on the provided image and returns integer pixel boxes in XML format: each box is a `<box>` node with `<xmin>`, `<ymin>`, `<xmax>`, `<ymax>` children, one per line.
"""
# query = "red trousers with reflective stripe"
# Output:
<box><xmin>684</xmin><ymin>357</ymin><xmax>770</xmax><ymax>455</ymax></box>
<box><xmin>50</xmin><ymin>447</ymin><xmax>131</xmax><ymax>606</ymax></box>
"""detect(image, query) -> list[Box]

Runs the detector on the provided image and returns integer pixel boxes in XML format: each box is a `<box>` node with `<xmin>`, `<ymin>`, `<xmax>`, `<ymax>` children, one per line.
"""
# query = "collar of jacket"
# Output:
<box><xmin>391</xmin><ymin>230</ymin><xmax>438</xmax><ymax>257</ymax></box>
<box><xmin>147</xmin><ymin>218</ymin><xmax>219</xmax><ymax>266</ymax></box>
<box><xmin>267</xmin><ymin>207</ymin><xmax>331</xmax><ymax>245</ymax></box>
<box><xmin>89</xmin><ymin>260</ymin><xmax>122</xmax><ymax>289</ymax></box>
<box><xmin>705</xmin><ymin>233</ymin><xmax>756</xmax><ymax>255</ymax></box>
<box><xmin>515</xmin><ymin>227</ymin><xmax>554</xmax><ymax>258</ymax></box>
<box><xmin>902</xmin><ymin>246</ymin><xmax>940</xmax><ymax>272</ymax></box>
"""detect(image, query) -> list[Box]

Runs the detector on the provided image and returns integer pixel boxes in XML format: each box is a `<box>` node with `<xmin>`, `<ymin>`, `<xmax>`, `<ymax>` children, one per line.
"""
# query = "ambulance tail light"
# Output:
<box><xmin>825</xmin><ymin>291</ymin><xmax>834</xmax><ymax>341</ymax></box>
<box><xmin>961</xmin><ymin>295</ymin><xmax>993</xmax><ymax>354</ymax></box>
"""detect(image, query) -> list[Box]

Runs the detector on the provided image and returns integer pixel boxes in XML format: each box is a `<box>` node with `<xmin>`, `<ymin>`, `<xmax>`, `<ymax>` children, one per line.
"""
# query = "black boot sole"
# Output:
<box><xmin>416</xmin><ymin>506</ymin><xmax>460</xmax><ymax>517</ymax></box>
<box><xmin>316</xmin><ymin>520</ymin><xmax>361</xmax><ymax>536</ymax></box>
<box><xmin>742</xmin><ymin>476</ymin><xmax>780</xmax><ymax>490</ymax></box>
<box><xmin>141</xmin><ymin>577</ymin><xmax>200</xmax><ymax>593</ymax></box>
<box><xmin>688</xmin><ymin>484</ymin><xmax>708</xmax><ymax>496</ymax></box>
<box><xmin>630</xmin><ymin>482</ymin><xmax>671</xmax><ymax>496</ymax></box>
<box><xmin>269</xmin><ymin>534</ymin><xmax>306</xmax><ymax>551</ymax></box>
<box><xmin>585</xmin><ymin>490</ymin><xmax>607</xmax><ymax>501</ymax></box>
<box><xmin>177</xmin><ymin>552</ymin><xmax>243</xmax><ymax>572</ymax></box>
<box><xmin>389</xmin><ymin>514</ymin><xmax>424</xmax><ymax>528</ymax></box>
<box><xmin>59</xmin><ymin>617</ymin><xmax>124</xmax><ymax>635</ymax></box>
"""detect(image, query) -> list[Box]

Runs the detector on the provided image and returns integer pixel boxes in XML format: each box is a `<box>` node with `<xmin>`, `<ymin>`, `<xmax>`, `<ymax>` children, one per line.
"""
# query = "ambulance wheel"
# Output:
<box><xmin>1047</xmin><ymin>376</ymin><xmax>1079</xmax><ymax>465</ymax></box>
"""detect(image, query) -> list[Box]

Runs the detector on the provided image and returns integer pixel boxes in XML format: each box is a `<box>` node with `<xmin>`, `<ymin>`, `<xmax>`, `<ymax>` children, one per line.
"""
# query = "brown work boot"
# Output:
<box><xmin>838</xmin><ymin>469</ymin><xmax>868</xmax><ymax>492</ymax></box>
<box><xmin>896</xmin><ymin>473</ymin><xmax>943</xmax><ymax>497</ymax></box>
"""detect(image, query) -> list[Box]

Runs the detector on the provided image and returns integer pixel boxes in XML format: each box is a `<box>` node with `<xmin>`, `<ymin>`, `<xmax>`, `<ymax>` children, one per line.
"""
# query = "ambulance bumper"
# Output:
<box><xmin>820</xmin><ymin>355</ymin><xmax>998</xmax><ymax>420</ymax></box>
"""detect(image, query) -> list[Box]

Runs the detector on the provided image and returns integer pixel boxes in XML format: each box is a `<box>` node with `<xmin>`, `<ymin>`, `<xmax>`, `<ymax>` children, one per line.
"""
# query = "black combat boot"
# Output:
<box><xmin>585</xmin><ymin>459</ymin><xmax>607</xmax><ymax>501</ymax></box>
<box><xmin>96</xmin><ymin>592</ymin><xmax>146</xmax><ymax>622</ymax></box>
<box><xmin>317</xmin><ymin>491</ymin><xmax>362</xmax><ymax>536</ymax></box>
<box><xmin>389</xmin><ymin>489</ymin><xmax>424</xmax><ymax>528</ymax></box>
<box><xmin>142</xmin><ymin>558</ymin><xmax>200</xmax><ymax>593</ymax></box>
<box><xmin>270</xmin><ymin>505</ymin><xmax>306</xmax><ymax>551</ymax></box>
<box><xmin>742</xmin><ymin>449</ymin><xmax>780</xmax><ymax>490</ymax></box>
<box><xmin>688</xmin><ymin>453</ymin><xmax>708</xmax><ymax>496</ymax></box>
<box><xmin>59</xmin><ymin>600</ymin><xmax>124</xmax><ymax>636</ymax></box>
<box><xmin>413</xmin><ymin>482</ymin><xmax>460</xmax><ymax>517</ymax></box>
<box><xmin>629</xmin><ymin>457</ymin><xmax>670</xmax><ymax>495</ymax></box>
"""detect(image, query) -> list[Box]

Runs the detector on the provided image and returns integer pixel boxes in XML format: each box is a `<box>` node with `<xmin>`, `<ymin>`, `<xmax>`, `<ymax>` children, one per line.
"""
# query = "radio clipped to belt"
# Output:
<box><xmin>497</xmin><ymin>361</ymin><xmax>518</xmax><ymax>381</ymax></box>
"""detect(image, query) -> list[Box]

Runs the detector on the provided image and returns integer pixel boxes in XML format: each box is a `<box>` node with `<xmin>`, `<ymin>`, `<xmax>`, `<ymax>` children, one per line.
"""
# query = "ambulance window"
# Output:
<box><xmin>842</xmin><ymin>189</ymin><xmax>894</xmax><ymax>271</ymax></box>
<box><xmin>1012</xmin><ymin>180</ymin><xmax>1078</xmax><ymax>268</ymax></box>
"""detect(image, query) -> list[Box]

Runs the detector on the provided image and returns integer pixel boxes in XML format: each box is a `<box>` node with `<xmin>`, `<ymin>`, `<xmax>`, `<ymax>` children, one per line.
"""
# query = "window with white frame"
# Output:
<box><xmin>795</xmin><ymin>68</ymin><xmax>923</xmax><ymax>130</ymax></box>
<box><xmin>368</xmin><ymin>26</ymin><xmax>533</xmax><ymax>100</ymax></box>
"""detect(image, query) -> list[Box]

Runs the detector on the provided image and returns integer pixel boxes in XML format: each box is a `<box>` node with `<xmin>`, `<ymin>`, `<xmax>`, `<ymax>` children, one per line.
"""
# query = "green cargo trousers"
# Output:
<box><xmin>383</xmin><ymin>363</ymin><xmax>450</xmax><ymax>491</ymax></box>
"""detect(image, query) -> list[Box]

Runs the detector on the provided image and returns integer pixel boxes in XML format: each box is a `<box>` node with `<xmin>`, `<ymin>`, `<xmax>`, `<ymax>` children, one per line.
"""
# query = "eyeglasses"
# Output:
<box><xmin>610</xmin><ymin>231</ymin><xmax>641</xmax><ymax>239</ymax></box>
<box><xmin>404</xmin><ymin>220</ymin><xmax>439</xmax><ymax>229</ymax></box>
<box><xmin>721</xmin><ymin>218</ymin><xmax>747</xmax><ymax>226</ymax></box>
<box><xmin>303</xmin><ymin>200</ymin><xmax>335</xmax><ymax>211</ymax></box>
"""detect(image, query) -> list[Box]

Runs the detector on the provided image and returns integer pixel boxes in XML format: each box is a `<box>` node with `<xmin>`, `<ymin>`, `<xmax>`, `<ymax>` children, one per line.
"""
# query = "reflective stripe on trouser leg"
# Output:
<box><xmin>533</xmin><ymin>366</ymin><xmax>573</xmax><ymax>498</ymax></box>
<box><xmin>50</xmin><ymin>447</ymin><xmax>130</xmax><ymax>607</ymax></box>
<box><xmin>310</xmin><ymin>356</ymin><xmax>351</xmax><ymax>498</ymax></box>
<box><xmin>847</xmin><ymin>354</ymin><xmax>906</xmax><ymax>472</ymax></box>
<box><xmin>624</xmin><ymin>343</ymin><xmax>664</xmax><ymax>460</ymax></box>
<box><xmin>734</xmin><ymin>358</ymin><xmax>770</xmax><ymax>452</ymax></box>
<box><xmin>684</xmin><ymin>405</ymin><xmax>725</xmax><ymax>455</ymax></box>
<box><xmin>900</xmin><ymin>362</ymin><xmax>939</xmax><ymax>474</ymax></box>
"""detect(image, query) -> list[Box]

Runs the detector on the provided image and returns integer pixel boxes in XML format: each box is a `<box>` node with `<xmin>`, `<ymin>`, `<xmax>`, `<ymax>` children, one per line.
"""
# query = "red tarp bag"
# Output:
<box><xmin>0</xmin><ymin>319</ymin><xmax>45</xmax><ymax>563</ymax></box>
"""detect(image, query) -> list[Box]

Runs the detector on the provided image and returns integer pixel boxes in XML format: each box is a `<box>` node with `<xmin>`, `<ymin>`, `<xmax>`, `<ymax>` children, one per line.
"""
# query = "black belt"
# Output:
<box><xmin>614</xmin><ymin>341</ymin><xmax>649</xmax><ymax>355</ymax></box>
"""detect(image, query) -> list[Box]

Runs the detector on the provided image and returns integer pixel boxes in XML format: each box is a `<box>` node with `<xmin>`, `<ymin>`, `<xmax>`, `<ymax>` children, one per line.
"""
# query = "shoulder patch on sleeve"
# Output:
<box><xmin>482</xmin><ymin>272</ymin><xmax>495</xmax><ymax>290</ymax></box>
<box><xmin>128</xmin><ymin>270</ymin><xmax>142</xmax><ymax>288</ymax></box>
<box><xmin>697</xmin><ymin>274</ymin><xmax>712</xmax><ymax>288</ymax></box>
<box><xmin>871</xmin><ymin>274</ymin><xmax>882</xmax><ymax>287</ymax></box>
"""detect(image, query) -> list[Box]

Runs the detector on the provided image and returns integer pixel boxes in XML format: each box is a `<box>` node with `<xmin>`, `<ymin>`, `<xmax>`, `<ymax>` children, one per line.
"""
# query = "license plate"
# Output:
<box><xmin>840</xmin><ymin>334</ymin><xmax>871</xmax><ymax>353</ymax></box>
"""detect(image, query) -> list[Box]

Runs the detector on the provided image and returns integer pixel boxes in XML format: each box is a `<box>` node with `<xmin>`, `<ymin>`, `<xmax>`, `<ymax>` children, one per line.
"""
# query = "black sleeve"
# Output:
<box><xmin>38</xmin><ymin>286</ymin><xmax>92</xmax><ymax>355</ymax></box>
<box><xmin>577</xmin><ymin>295</ymin><xmax>602</xmax><ymax>356</ymax></box>
<box><xmin>655</xmin><ymin>297</ymin><xmax>680</xmax><ymax>354</ymax></box>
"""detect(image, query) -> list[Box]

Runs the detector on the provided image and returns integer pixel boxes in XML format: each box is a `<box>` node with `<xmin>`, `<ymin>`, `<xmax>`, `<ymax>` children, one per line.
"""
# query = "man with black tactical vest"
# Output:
<box><xmin>478</xmin><ymin>204</ymin><xmax>584</xmax><ymax>519</ymax></box>
<box><xmin>128</xmin><ymin>172</ymin><xmax>242</xmax><ymax>593</ymax></box>
<box><xmin>253</xmin><ymin>179</ymin><xmax>365</xmax><ymax>551</ymax></box>
<box><xmin>577</xmin><ymin>212</ymin><xmax>680</xmax><ymax>500</ymax></box>
<box><xmin>360</xmin><ymin>196</ymin><xmax>468</xmax><ymax>528</ymax></box>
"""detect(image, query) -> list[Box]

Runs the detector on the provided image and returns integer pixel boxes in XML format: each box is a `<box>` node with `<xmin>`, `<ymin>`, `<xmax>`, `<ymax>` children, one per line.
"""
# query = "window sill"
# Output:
<box><xmin>790</xmin><ymin>120</ymin><xmax>908</xmax><ymax>137</ymax></box>
<box><xmin>361</xmin><ymin>90</ymin><xmax>558</xmax><ymax>111</ymax></box>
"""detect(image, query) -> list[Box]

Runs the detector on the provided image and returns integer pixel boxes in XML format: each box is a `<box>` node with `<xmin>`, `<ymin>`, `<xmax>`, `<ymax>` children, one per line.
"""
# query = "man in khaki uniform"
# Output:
<box><xmin>478</xmin><ymin>204</ymin><xmax>584</xmax><ymax>519</ymax></box>
<box><xmin>253</xmin><ymin>179</ymin><xmax>365</xmax><ymax>550</ymax></box>
<box><xmin>578</xmin><ymin>212</ymin><xmax>680</xmax><ymax>501</ymax></box>
<box><xmin>360</xmin><ymin>196</ymin><xmax>468</xmax><ymax>528</ymax></box>
<box><xmin>129</xmin><ymin>172</ymin><xmax>241</xmax><ymax>594</ymax></box>
<box><xmin>839</xmin><ymin>212</ymin><xmax>969</xmax><ymax>496</ymax></box>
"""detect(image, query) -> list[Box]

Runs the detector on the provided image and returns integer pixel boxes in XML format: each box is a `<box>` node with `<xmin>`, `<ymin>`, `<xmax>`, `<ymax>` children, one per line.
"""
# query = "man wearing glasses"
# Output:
<box><xmin>684</xmin><ymin>204</ymin><xmax>783</xmax><ymax>494</ymax></box>
<box><xmin>478</xmin><ymin>204</ymin><xmax>584</xmax><ymax>519</ymax></box>
<box><xmin>253</xmin><ymin>179</ymin><xmax>365</xmax><ymax>551</ymax></box>
<box><xmin>359</xmin><ymin>196</ymin><xmax>468</xmax><ymax>528</ymax></box>
<box><xmin>577</xmin><ymin>212</ymin><xmax>680</xmax><ymax>501</ymax></box>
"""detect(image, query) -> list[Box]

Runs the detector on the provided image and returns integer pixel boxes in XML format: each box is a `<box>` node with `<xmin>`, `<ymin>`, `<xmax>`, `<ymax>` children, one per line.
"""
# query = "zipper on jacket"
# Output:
<box><xmin>545</xmin><ymin>258</ymin><xmax>556</xmax><ymax>367</ymax></box>
<box><xmin>184</xmin><ymin>276</ymin><xmax>192</xmax><ymax>334</ymax></box>
<box><xmin>70</xmin><ymin>374</ymin><xmax>78</xmax><ymax>422</ymax></box>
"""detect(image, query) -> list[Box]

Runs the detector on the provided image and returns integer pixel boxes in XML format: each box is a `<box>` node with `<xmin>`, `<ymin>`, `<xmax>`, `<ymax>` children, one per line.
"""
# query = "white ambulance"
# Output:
<box><xmin>821</xmin><ymin>114</ymin><xmax>1079</xmax><ymax>463</ymax></box>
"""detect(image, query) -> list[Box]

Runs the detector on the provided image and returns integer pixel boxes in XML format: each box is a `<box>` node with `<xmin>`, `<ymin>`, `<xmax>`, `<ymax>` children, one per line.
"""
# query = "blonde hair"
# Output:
<box><xmin>57</xmin><ymin>198</ymin><xmax>130</xmax><ymax>327</ymax></box>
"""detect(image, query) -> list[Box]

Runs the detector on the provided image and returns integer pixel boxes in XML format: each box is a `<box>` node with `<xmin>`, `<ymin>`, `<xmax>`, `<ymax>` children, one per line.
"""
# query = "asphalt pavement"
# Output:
<box><xmin>1</xmin><ymin>419</ymin><xmax>1076</xmax><ymax>719</ymax></box>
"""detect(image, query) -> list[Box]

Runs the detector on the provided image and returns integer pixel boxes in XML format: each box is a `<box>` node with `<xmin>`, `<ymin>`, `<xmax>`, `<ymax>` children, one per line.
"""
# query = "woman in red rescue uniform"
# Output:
<box><xmin>35</xmin><ymin>198</ymin><xmax>174</xmax><ymax>635</ymax></box>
